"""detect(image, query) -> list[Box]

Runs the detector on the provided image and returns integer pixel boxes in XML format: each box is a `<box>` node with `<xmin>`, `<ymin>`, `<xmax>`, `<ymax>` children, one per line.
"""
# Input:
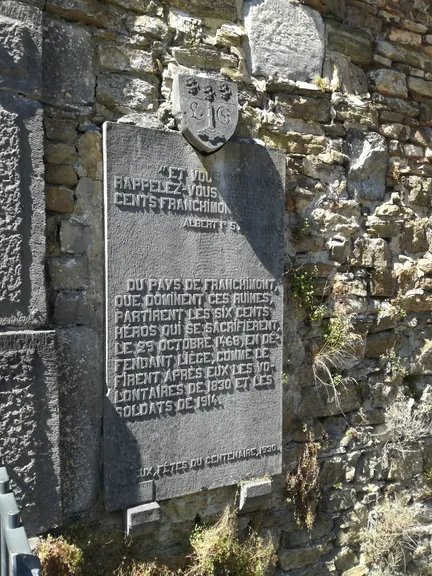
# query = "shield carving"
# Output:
<box><xmin>173</xmin><ymin>74</ymin><xmax>238</xmax><ymax>154</ymax></box>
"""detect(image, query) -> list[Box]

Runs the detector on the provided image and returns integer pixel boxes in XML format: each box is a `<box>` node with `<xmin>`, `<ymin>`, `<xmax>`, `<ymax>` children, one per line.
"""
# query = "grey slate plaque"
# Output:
<box><xmin>0</xmin><ymin>91</ymin><xmax>46</xmax><ymax>327</ymax></box>
<box><xmin>0</xmin><ymin>330</ymin><xmax>60</xmax><ymax>536</ymax></box>
<box><xmin>104</xmin><ymin>124</ymin><xmax>284</xmax><ymax>511</ymax></box>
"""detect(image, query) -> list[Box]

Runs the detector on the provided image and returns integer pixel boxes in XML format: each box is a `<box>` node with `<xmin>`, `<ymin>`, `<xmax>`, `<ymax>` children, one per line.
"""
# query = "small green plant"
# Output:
<box><xmin>295</xmin><ymin>217</ymin><xmax>313</xmax><ymax>236</ymax></box>
<box><xmin>423</xmin><ymin>467</ymin><xmax>432</xmax><ymax>483</ymax></box>
<box><xmin>345</xmin><ymin>427</ymin><xmax>358</xmax><ymax>441</ymax></box>
<box><xmin>185</xmin><ymin>506</ymin><xmax>277</xmax><ymax>576</ymax></box>
<box><xmin>332</xmin><ymin>373</ymin><xmax>343</xmax><ymax>388</ymax></box>
<box><xmin>37</xmin><ymin>536</ymin><xmax>83</xmax><ymax>576</ymax></box>
<box><xmin>292</xmin><ymin>269</ymin><xmax>314</xmax><ymax>311</ymax></box>
<box><xmin>332</xmin><ymin>482</ymin><xmax>342</xmax><ymax>490</ymax></box>
<box><xmin>313</xmin><ymin>75</ymin><xmax>329</xmax><ymax>92</ymax></box>
<box><xmin>310</xmin><ymin>305</ymin><xmax>326</xmax><ymax>323</ymax></box>
<box><xmin>391</xmin><ymin>295</ymin><xmax>407</xmax><ymax>320</ymax></box>
<box><xmin>282</xmin><ymin>372</ymin><xmax>289</xmax><ymax>385</ymax></box>
<box><xmin>286</xmin><ymin>436</ymin><xmax>320</xmax><ymax>530</ymax></box>
<box><xmin>291</xmin><ymin>268</ymin><xmax>326</xmax><ymax>321</ymax></box>
<box><xmin>382</xmin><ymin>348</ymin><xmax>408</xmax><ymax>381</ymax></box>
<box><xmin>312</xmin><ymin>313</ymin><xmax>358</xmax><ymax>406</ymax></box>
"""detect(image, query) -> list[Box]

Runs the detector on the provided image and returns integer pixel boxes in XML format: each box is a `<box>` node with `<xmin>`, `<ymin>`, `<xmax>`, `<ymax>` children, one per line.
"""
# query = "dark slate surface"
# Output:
<box><xmin>57</xmin><ymin>328</ymin><xmax>103</xmax><ymax>516</ymax></box>
<box><xmin>0</xmin><ymin>0</ymin><xmax>42</xmax><ymax>99</ymax></box>
<box><xmin>104</xmin><ymin>124</ymin><xmax>284</xmax><ymax>511</ymax></box>
<box><xmin>0</xmin><ymin>331</ymin><xmax>60</xmax><ymax>536</ymax></box>
<box><xmin>0</xmin><ymin>91</ymin><xmax>46</xmax><ymax>327</ymax></box>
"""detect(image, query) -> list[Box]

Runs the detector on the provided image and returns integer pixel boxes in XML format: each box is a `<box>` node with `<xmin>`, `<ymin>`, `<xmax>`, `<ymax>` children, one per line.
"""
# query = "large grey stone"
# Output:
<box><xmin>0</xmin><ymin>91</ymin><xmax>46</xmax><ymax>327</ymax></box>
<box><xmin>0</xmin><ymin>331</ymin><xmax>60</xmax><ymax>536</ymax></box>
<box><xmin>97</xmin><ymin>73</ymin><xmax>159</xmax><ymax>114</ymax></box>
<box><xmin>57</xmin><ymin>328</ymin><xmax>103</xmax><ymax>516</ymax></box>
<box><xmin>167</xmin><ymin>0</ymin><xmax>237</xmax><ymax>20</ymax></box>
<box><xmin>0</xmin><ymin>0</ymin><xmax>42</xmax><ymax>99</ymax></box>
<box><xmin>243</xmin><ymin>0</ymin><xmax>325</xmax><ymax>82</ymax></box>
<box><xmin>104</xmin><ymin>124</ymin><xmax>284</xmax><ymax>511</ymax></box>
<box><xmin>347</xmin><ymin>130</ymin><xmax>388</xmax><ymax>201</ymax></box>
<box><xmin>42</xmin><ymin>15</ymin><xmax>95</xmax><ymax>110</ymax></box>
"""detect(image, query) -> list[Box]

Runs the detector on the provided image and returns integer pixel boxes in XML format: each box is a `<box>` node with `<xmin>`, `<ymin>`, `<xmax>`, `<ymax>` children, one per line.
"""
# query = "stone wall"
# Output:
<box><xmin>2</xmin><ymin>0</ymin><xmax>432</xmax><ymax>573</ymax></box>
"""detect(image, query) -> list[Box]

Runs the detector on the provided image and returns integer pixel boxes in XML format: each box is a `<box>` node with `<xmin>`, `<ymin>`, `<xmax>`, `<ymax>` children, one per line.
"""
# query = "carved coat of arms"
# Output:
<box><xmin>173</xmin><ymin>74</ymin><xmax>238</xmax><ymax>154</ymax></box>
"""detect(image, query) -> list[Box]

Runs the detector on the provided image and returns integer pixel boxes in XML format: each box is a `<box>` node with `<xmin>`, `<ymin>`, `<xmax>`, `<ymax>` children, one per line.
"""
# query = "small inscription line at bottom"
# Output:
<box><xmin>137</xmin><ymin>444</ymin><xmax>281</xmax><ymax>481</ymax></box>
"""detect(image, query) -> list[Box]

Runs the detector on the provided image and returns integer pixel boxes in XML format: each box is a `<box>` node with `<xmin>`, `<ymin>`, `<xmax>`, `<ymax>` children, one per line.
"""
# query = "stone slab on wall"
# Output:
<box><xmin>243</xmin><ymin>0</ymin><xmax>325</xmax><ymax>81</ymax></box>
<box><xmin>42</xmin><ymin>15</ymin><xmax>95</xmax><ymax>111</ymax></box>
<box><xmin>57</xmin><ymin>327</ymin><xmax>103</xmax><ymax>516</ymax></box>
<box><xmin>104</xmin><ymin>124</ymin><xmax>284</xmax><ymax>511</ymax></box>
<box><xmin>0</xmin><ymin>0</ymin><xmax>42</xmax><ymax>99</ymax></box>
<box><xmin>0</xmin><ymin>91</ymin><xmax>46</xmax><ymax>328</ymax></box>
<box><xmin>0</xmin><ymin>330</ymin><xmax>60</xmax><ymax>536</ymax></box>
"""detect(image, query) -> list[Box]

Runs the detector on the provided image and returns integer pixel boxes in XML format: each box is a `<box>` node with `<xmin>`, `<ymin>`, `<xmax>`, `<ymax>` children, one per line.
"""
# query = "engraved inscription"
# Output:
<box><xmin>104</xmin><ymin>124</ymin><xmax>284</xmax><ymax>510</ymax></box>
<box><xmin>112</xmin><ymin>166</ymin><xmax>240</xmax><ymax>232</ymax></box>
<box><xmin>138</xmin><ymin>444</ymin><xmax>282</xmax><ymax>480</ymax></box>
<box><xmin>111</xmin><ymin>278</ymin><xmax>281</xmax><ymax>420</ymax></box>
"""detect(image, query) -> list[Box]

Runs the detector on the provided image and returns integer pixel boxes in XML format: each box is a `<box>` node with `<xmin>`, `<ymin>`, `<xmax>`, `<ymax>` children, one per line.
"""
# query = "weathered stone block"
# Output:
<box><xmin>376</xmin><ymin>40</ymin><xmax>425</xmax><ymax>70</ymax></box>
<box><xmin>343</xmin><ymin>566</ymin><xmax>368</xmax><ymax>576</ymax></box>
<box><xmin>368</xmin><ymin>69</ymin><xmax>407</xmax><ymax>98</ymax></box>
<box><xmin>370</xmin><ymin>269</ymin><xmax>396</xmax><ymax>297</ymax></box>
<box><xmin>46</xmin><ymin>186</ymin><xmax>75</xmax><ymax>214</ymax></box>
<box><xmin>60</xmin><ymin>219</ymin><xmax>91</xmax><ymax>254</ymax></box>
<box><xmin>0</xmin><ymin>91</ymin><xmax>46</xmax><ymax>327</ymax></box>
<box><xmin>42</xmin><ymin>15</ymin><xmax>95</xmax><ymax>110</ymax></box>
<box><xmin>125</xmin><ymin>502</ymin><xmax>160</xmax><ymax>536</ymax></box>
<box><xmin>327</xmin><ymin>21</ymin><xmax>372</xmax><ymax>66</ymax></box>
<box><xmin>400</xmin><ymin>221</ymin><xmax>429</xmax><ymax>254</ymax></box>
<box><xmin>401</xmin><ymin>291</ymin><xmax>432</xmax><ymax>313</ymax></box>
<box><xmin>0</xmin><ymin>331</ymin><xmax>60</xmax><ymax>536</ymax></box>
<box><xmin>172</xmin><ymin>46</ymin><xmax>238</xmax><ymax>70</ymax></box>
<box><xmin>387</xmin><ymin>450</ymin><xmax>423</xmax><ymax>481</ymax></box>
<box><xmin>44</xmin><ymin>142</ymin><xmax>77</xmax><ymax>165</ymax></box>
<box><xmin>408</xmin><ymin>76</ymin><xmax>432</xmax><ymax>98</ymax></box>
<box><xmin>323</xmin><ymin>51</ymin><xmax>368</xmax><ymax>95</ymax></box>
<box><xmin>76</xmin><ymin>131</ymin><xmax>102</xmax><ymax>181</ymax></box>
<box><xmin>45</xmin><ymin>117</ymin><xmax>77</xmax><ymax>143</ymax></box>
<box><xmin>279</xmin><ymin>543</ymin><xmax>333</xmax><ymax>571</ymax></box>
<box><xmin>53</xmin><ymin>292</ymin><xmax>91</xmax><ymax>326</ymax></box>
<box><xmin>244</xmin><ymin>0</ymin><xmax>325</xmax><ymax>82</ymax></box>
<box><xmin>353</xmin><ymin>237</ymin><xmax>391</xmax><ymax>269</ymax></box>
<box><xmin>98</xmin><ymin>45</ymin><xmax>154</xmax><ymax>75</ymax></box>
<box><xmin>47</xmin><ymin>255</ymin><xmax>89</xmax><ymax>290</ymax></box>
<box><xmin>365</xmin><ymin>331</ymin><xmax>398</xmax><ymax>358</ymax></box>
<box><xmin>420</xmin><ymin>101</ymin><xmax>432</xmax><ymax>123</ymax></box>
<box><xmin>347</xmin><ymin>131</ymin><xmax>388</xmax><ymax>200</ymax></box>
<box><xmin>275</xmin><ymin>94</ymin><xmax>330</xmax><ymax>123</ymax></box>
<box><xmin>45</xmin><ymin>164</ymin><xmax>78</xmax><ymax>187</ymax></box>
<box><xmin>239</xmin><ymin>478</ymin><xmax>272</xmax><ymax>512</ymax></box>
<box><xmin>57</xmin><ymin>328</ymin><xmax>103</xmax><ymax>516</ymax></box>
<box><xmin>97</xmin><ymin>74</ymin><xmax>158</xmax><ymax>113</ymax></box>
<box><xmin>45</xmin><ymin>0</ymin><xmax>118</xmax><ymax>27</ymax></box>
<box><xmin>0</xmin><ymin>0</ymin><xmax>42</xmax><ymax>98</ymax></box>
<box><xmin>168</xmin><ymin>0</ymin><xmax>237</xmax><ymax>20</ymax></box>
